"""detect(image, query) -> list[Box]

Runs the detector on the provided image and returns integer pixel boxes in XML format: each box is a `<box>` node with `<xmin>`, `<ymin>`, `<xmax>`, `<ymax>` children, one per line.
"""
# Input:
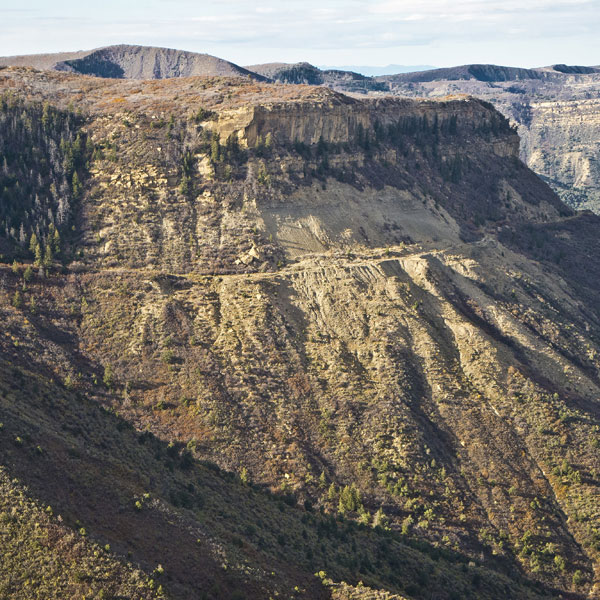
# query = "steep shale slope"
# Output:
<box><xmin>1</xmin><ymin>67</ymin><xmax>600</xmax><ymax>599</ymax></box>
<box><xmin>376</xmin><ymin>67</ymin><xmax>600</xmax><ymax>213</ymax></box>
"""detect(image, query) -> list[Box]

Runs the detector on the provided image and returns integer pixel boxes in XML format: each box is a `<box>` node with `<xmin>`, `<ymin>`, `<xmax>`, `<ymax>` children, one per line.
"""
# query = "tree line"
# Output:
<box><xmin>0</xmin><ymin>93</ymin><xmax>90</xmax><ymax>262</ymax></box>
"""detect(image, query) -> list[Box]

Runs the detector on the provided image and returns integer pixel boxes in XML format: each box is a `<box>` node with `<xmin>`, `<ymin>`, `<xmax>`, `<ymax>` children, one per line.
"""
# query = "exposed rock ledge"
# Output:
<box><xmin>211</xmin><ymin>96</ymin><xmax>520</xmax><ymax>157</ymax></box>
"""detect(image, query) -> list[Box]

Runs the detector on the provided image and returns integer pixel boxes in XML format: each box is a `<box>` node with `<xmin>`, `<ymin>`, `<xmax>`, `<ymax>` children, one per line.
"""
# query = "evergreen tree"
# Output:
<box><xmin>29</xmin><ymin>233</ymin><xmax>38</xmax><ymax>256</ymax></box>
<box><xmin>52</xmin><ymin>229</ymin><xmax>61</xmax><ymax>255</ymax></box>
<box><xmin>43</xmin><ymin>243</ymin><xmax>53</xmax><ymax>268</ymax></box>
<box><xmin>12</xmin><ymin>290</ymin><xmax>22</xmax><ymax>309</ymax></box>
<box><xmin>34</xmin><ymin>242</ymin><xmax>43</xmax><ymax>267</ymax></box>
<box><xmin>72</xmin><ymin>171</ymin><xmax>82</xmax><ymax>199</ymax></box>
<box><xmin>318</xmin><ymin>471</ymin><xmax>327</xmax><ymax>489</ymax></box>
<box><xmin>327</xmin><ymin>483</ymin><xmax>337</xmax><ymax>502</ymax></box>
<box><xmin>372</xmin><ymin>507</ymin><xmax>388</xmax><ymax>529</ymax></box>
<box><xmin>210</xmin><ymin>135</ymin><xmax>221</xmax><ymax>164</ymax></box>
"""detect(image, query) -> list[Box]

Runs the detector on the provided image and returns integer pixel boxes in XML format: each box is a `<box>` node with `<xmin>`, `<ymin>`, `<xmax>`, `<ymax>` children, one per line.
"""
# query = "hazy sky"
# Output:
<box><xmin>1</xmin><ymin>0</ymin><xmax>599</xmax><ymax>68</ymax></box>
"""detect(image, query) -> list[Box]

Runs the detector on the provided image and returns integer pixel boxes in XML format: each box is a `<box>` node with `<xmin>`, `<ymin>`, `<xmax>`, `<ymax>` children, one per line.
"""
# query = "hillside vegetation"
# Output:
<box><xmin>0</xmin><ymin>67</ymin><xmax>599</xmax><ymax>599</ymax></box>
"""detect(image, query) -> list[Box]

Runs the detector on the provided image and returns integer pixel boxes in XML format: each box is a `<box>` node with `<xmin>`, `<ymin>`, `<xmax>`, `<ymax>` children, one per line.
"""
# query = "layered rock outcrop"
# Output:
<box><xmin>378</xmin><ymin>70</ymin><xmax>600</xmax><ymax>213</ymax></box>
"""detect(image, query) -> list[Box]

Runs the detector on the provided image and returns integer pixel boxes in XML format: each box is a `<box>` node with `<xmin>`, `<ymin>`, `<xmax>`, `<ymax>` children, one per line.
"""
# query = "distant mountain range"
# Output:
<box><xmin>317</xmin><ymin>64</ymin><xmax>436</xmax><ymax>76</ymax></box>
<box><xmin>378</xmin><ymin>63</ymin><xmax>600</xmax><ymax>83</ymax></box>
<box><xmin>244</xmin><ymin>61</ymin><xmax>390</xmax><ymax>93</ymax></box>
<box><xmin>1</xmin><ymin>44</ymin><xmax>597</xmax><ymax>86</ymax></box>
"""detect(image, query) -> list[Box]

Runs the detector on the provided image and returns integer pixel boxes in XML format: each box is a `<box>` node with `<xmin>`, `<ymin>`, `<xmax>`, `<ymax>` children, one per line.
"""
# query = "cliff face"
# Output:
<box><xmin>214</xmin><ymin>96</ymin><xmax>521</xmax><ymax>150</ymax></box>
<box><xmin>2</xmin><ymin>48</ymin><xmax>599</xmax><ymax>215</ymax></box>
<box><xmin>522</xmin><ymin>98</ymin><xmax>600</xmax><ymax>210</ymax></box>
<box><xmin>73</xmin><ymin>88</ymin><xmax>535</xmax><ymax>274</ymax></box>
<box><xmin>1</xmin><ymin>69</ymin><xmax>599</xmax><ymax>600</ymax></box>
<box><xmin>378</xmin><ymin>71</ymin><xmax>600</xmax><ymax>213</ymax></box>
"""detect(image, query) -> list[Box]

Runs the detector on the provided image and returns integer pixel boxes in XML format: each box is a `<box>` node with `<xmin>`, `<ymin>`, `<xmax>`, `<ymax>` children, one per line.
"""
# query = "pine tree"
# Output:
<box><xmin>338</xmin><ymin>484</ymin><xmax>362</xmax><ymax>513</ymax></box>
<box><xmin>318</xmin><ymin>471</ymin><xmax>327</xmax><ymax>489</ymax></box>
<box><xmin>240</xmin><ymin>467</ymin><xmax>249</xmax><ymax>485</ymax></box>
<box><xmin>327</xmin><ymin>483</ymin><xmax>337</xmax><ymax>502</ymax></box>
<box><xmin>179</xmin><ymin>174</ymin><xmax>191</xmax><ymax>196</ymax></box>
<box><xmin>18</xmin><ymin>223</ymin><xmax>26</xmax><ymax>246</ymax></box>
<box><xmin>41</xmin><ymin>102</ymin><xmax>51</xmax><ymax>130</ymax></box>
<box><xmin>210</xmin><ymin>135</ymin><xmax>221</xmax><ymax>164</ymax></box>
<box><xmin>103</xmin><ymin>365</ymin><xmax>114</xmax><ymax>389</ymax></box>
<box><xmin>43</xmin><ymin>243</ymin><xmax>53</xmax><ymax>268</ymax></box>
<box><xmin>12</xmin><ymin>290</ymin><xmax>22</xmax><ymax>309</ymax></box>
<box><xmin>372</xmin><ymin>507</ymin><xmax>388</xmax><ymax>530</ymax></box>
<box><xmin>52</xmin><ymin>229</ymin><xmax>61</xmax><ymax>255</ymax></box>
<box><xmin>29</xmin><ymin>233</ymin><xmax>38</xmax><ymax>256</ymax></box>
<box><xmin>357</xmin><ymin>506</ymin><xmax>370</xmax><ymax>526</ymax></box>
<box><xmin>34</xmin><ymin>242</ymin><xmax>43</xmax><ymax>267</ymax></box>
<box><xmin>72</xmin><ymin>171</ymin><xmax>82</xmax><ymax>198</ymax></box>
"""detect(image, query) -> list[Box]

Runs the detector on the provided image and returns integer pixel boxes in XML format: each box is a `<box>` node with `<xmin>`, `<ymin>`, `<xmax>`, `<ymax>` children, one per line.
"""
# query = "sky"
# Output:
<box><xmin>0</xmin><ymin>0</ymin><xmax>599</xmax><ymax>69</ymax></box>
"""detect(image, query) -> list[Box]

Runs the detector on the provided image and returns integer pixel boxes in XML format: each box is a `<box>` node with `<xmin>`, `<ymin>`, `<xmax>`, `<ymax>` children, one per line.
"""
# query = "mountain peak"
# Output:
<box><xmin>0</xmin><ymin>44</ymin><xmax>268</xmax><ymax>80</ymax></box>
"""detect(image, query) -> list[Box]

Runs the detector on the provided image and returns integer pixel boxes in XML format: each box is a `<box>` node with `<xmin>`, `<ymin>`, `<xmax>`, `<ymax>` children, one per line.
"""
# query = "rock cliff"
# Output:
<box><xmin>377</xmin><ymin>69</ymin><xmax>600</xmax><ymax>213</ymax></box>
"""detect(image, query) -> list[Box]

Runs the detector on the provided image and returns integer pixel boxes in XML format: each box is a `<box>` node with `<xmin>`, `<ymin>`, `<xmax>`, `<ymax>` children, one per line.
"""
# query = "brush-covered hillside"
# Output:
<box><xmin>0</xmin><ymin>65</ymin><xmax>599</xmax><ymax>599</ymax></box>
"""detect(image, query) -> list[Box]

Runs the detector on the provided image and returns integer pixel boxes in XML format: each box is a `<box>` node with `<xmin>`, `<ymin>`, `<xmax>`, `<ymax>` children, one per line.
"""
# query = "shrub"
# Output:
<box><xmin>554</xmin><ymin>555</ymin><xmax>566</xmax><ymax>572</ymax></box>
<box><xmin>161</xmin><ymin>349</ymin><xmax>176</xmax><ymax>364</ymax></box>
<box><xmin>102</xmin><ymin>365</ymin><xmax>114</xmax><ymax>388</ymax></box>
